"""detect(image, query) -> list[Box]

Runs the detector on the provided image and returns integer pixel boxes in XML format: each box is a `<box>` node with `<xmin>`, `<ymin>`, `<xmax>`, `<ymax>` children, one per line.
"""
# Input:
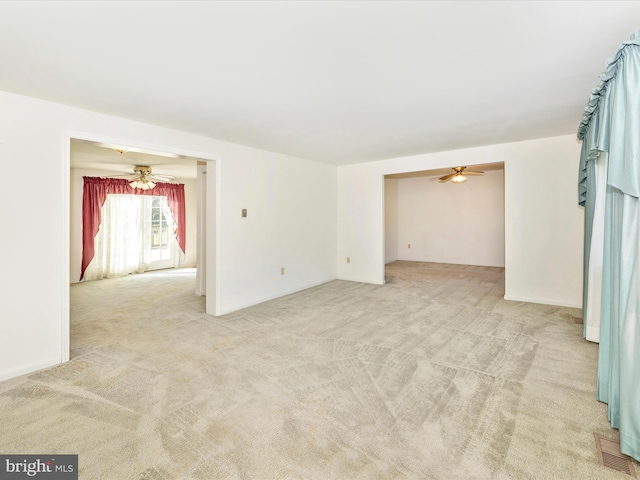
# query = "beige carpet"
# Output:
<box><xmin>0</xmin><ymin>261</ymin><xmax>635</xmax><ymax>479</ymax></box>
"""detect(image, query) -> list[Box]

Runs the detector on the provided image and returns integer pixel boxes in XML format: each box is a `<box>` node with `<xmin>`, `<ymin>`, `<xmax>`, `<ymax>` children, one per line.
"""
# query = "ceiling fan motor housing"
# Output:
<box><xmin>133</xmin><ymin>165</ymin><xmax>152</xmax><ymax>175</ymax></box>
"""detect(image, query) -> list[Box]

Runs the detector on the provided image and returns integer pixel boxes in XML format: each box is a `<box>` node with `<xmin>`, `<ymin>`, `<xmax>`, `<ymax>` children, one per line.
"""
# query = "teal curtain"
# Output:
<box><xmin>578</xmin><ymin>30</ymin><xmax>640</xmax><ymax>461</ymax></box>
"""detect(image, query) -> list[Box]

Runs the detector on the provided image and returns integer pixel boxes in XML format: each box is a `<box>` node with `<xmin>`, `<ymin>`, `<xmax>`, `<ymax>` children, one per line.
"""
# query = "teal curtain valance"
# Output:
<box><xmin>578</xmin><ymin>30</ymin><xmax>640</xmax><ymax>207</ymax></box>
<box><xmin>577</xmin><ymin>31</ymin><xmax>640</xmax><ymax>142</ymax></box>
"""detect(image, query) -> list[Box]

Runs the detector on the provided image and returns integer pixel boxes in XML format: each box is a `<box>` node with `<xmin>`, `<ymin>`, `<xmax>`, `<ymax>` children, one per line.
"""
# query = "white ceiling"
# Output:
<box><xmin>385</xmin><ymin>162</ymin><xmax>503</xmax><ymax>180</ymax></box>
<box><xmin>70</xmin><ymin>140</ymin><xmax>199</xmax><ymax>179</ymax></box>
<box><xmin>1</xmin><ymin>1</ymin><xmax>638</xmax><ymax>166</ymax></box>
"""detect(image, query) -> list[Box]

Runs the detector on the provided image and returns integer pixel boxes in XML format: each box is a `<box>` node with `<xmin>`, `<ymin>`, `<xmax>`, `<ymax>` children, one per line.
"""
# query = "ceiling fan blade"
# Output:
<box><xmin>464</xmin><ymin>171</ymin><xmax>484</xmax><ymax>175</ymax></box>
<box><xmin>149</xmin><ymin>174</ymin><xmax>176</xmax><ymax>182</ymax></box>
<box><xmin>438</xmin><ymin>173</ymin><xmax>456</xmax><ymax>182</ymax></box>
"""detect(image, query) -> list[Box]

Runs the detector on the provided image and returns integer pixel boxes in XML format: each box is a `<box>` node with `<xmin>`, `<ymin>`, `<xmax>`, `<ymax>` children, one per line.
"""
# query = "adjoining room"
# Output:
<box><xmin>69</xmin><ymin>139</ymin><xmax>200</xmax><ymax>283</ymax></box>
<box><xmin>385</xmin><ymin>163</ymin><xmax>505</xmax><ymax>268</ymax></box>
<box><xmin>68</xmin><ymin>139</ymin><xmax>213</xmax><ymax>358</ymax></box>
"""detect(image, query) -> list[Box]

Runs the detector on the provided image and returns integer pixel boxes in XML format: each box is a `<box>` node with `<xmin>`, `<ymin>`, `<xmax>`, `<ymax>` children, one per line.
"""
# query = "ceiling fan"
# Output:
<box><xmin>430</xmin><ymin>166</ymin><xmax>484</xmax><ymax>184</ymax></box>
<box><xmin>113</xmin><ymin>165</ymin><xmax>176</xmax><ymax>190</ymax></box>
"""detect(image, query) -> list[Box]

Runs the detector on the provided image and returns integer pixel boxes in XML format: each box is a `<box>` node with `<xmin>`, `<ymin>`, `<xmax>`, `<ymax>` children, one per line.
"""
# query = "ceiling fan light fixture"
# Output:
<box><xmin>129</xmin><ymin>179</ymin><xmax>156</xmax><ymax>190</ymax></box>
<box><xmin>430</xmin><ymin>165</ymin><xmax>484</xmax><ymax>184</ymax></box>
<box><xmin>127</xmin><ymin>166</ymin><xmax>158</xmax><ymax>190</ymax></box>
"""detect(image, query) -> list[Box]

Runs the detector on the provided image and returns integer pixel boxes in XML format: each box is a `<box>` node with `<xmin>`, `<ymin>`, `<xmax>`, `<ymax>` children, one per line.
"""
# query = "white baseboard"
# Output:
<box><xmin>396</xmin><ymin>258</ymin><xmax>505</xmax><ymax>268</ymax></box>
<box><xmin>0</xmin><ymin>358</ymin><xmax>61</xmax><ymax>383</ymax></box>
<box><xmin>218</xmin><ymin>277</ymin><xmax>337</xmax><ymax>315</ymax></box>
<box><xmin>503</xmin><ymin>294</ymin><xmax>582</xmax><ymax>309</ymax></box>
<box><xmin>337</xmin><ymin>275</ymin><xmax>385</xmax><ymax>285</ymax></box>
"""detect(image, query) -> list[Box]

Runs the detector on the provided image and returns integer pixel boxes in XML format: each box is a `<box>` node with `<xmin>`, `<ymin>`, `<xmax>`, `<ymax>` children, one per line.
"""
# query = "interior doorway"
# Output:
<box><xmin>383</xmin><ymin>162</ymin><xmax>505</xmax><ymax>269</ymax></box>
<box><xmin>69</xmin><ymin>139</ymin><xmax>200</xmax><ymax>281</ymax></box>
<box><xmin>63</xmin><ymin>133</ymin><xmax>220</xmax><ymax>363</ymax></box>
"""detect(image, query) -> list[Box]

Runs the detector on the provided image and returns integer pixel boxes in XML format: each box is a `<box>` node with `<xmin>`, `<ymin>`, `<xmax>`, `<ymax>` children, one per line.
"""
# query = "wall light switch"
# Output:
<box><xmin>346</xmin><ymin>257</ymin><xmax>350</xmax><ymax>263</ymax></box>
<box><xmin>281</xmin><ymin>267</ymin><xmax>285</xmax><ymax>275</ymax></box>
<box><xmin>408</xmin><ymin>244</ymin><xmax>411</xmax><ymax>249</ymax></box>
<box><xmin>242</xmin><ymin>209</ymin><xmax>247</xmax><ymax>217</ymax></box>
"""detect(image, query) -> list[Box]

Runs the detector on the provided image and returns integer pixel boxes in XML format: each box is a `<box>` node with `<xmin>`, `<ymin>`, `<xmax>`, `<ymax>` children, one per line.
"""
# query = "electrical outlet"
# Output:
<box><xmin>242</xmin><ymin>209</ymin><xmax>247</xmax><ymax>217</ymax></box>
<box><xmin>408</xmin><ymin>244</ymin><xmax>411</xmax><ymax>249</ymax></box>
<box><xmin>280</xmin><ymin>267</ymin><xmax>285</xmax><ymax>275</ymax></box>
<box><xmin>346</xmin><ymin>257</ymin><xmax>350</xmax><ymax>263</ymax></box>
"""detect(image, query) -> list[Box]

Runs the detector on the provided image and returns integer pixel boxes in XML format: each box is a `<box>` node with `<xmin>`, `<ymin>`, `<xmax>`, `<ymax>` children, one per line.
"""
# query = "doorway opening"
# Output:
<box><xmin>70</xmin><ymin>139</ymin><xmax>200</xmax><ymax>281</ymax></box>
<box><xmin>383</xmin><ymin>162</ymin><xmax>505</xmax><ymax>272</ymax></box>
<box><xmin>63</xmin><ymin>134</ymin><xmax>219</xmax><ymax>363</ymax></box>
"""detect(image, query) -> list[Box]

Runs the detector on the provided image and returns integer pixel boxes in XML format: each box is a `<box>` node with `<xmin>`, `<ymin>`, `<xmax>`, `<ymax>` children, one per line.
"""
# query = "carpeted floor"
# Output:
<box><xmin>0</xmin><ymin>261</ymin><xmax>635</xmax><ymax>479</ymax></box>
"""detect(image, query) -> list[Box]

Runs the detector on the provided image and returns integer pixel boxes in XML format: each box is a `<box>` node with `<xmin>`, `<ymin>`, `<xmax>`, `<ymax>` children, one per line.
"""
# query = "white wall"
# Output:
<box><xmin>218</xmin><ymin>147</ymin><xmax>337</xmax><ymax>312</ymax></box>
<box><xmin>338</xmin><ymin>135</ymin><xmax>583</xmax><ymax>307</ymax></box>
<box><xmin>397</xmin><ymin>170</ymin><xmax>505</xmax><ymax>267</ymax></box>
<box><xmin>69</xmin><ymin>168</ymin><xmax>199</xmax><ymax>282</ymax></box>
<box><xmin>0</xmin><ymin>90</ymin><xmax>337</xmax><ymax>381</ymax></box>
<box><xmin>503</xmin><ymin>141</ymin><xmax>583</xmax><ymax>307</ymax></box>
<box><xmin>384</xmin><ymin>178</ymin><xmax>398</xmax><ymax>264</ymax></box>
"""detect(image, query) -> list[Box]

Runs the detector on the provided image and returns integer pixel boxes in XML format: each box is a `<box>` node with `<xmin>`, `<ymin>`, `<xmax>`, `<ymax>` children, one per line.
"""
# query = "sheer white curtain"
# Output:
<box><xmin>83</xmin><ymin>194</ymin><xmax>154</xmax><ymax>281</ymax></box>
<box><xmin>584</xmin><ymin>152</ymin><xmax>608</xmax><ymax>342</ymax></box>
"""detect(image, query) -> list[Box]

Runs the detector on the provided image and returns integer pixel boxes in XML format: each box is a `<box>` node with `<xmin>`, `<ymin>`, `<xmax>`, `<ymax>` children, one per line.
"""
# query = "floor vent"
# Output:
<box><xmin>572</xmin><ymin>316</ymin><xmax>583</xmax><ymax>324</ymax></box>
<box><xmin>595</xmin><ymin>434</ymin><xmax>637</xmax><ymax>477</ymax></box>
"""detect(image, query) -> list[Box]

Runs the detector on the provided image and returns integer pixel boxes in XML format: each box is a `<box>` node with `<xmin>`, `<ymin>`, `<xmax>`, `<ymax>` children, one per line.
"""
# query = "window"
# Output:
<box><xmin>83</xmin><ymin>195</ymin><xmax>178</xmax><ymax>281</ymax></box>
<box><xmin>151</xmin><ymin>197</ymin><xmax>173</xmax><ymax>261</ymax></box>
